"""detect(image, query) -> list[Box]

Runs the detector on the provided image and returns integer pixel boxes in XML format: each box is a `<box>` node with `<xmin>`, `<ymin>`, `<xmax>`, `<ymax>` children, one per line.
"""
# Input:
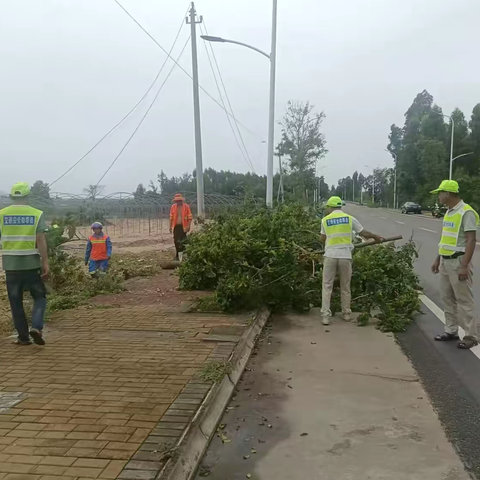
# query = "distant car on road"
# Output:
<box><xmin>401</xmin><ymin>202</ymin><xmax>422</xmax><ymax>214</ymax></box>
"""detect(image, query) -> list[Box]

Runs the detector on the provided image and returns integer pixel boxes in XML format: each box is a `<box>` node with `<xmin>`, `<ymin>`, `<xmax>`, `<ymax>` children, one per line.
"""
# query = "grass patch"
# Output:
<box><xmin>200</xmin><ymin>360</ymin><xmax>233</xmax><ymax>384</ymax></box>
<box><xmin>190</xmin><ymin>294</ymin><xmax>223</xmax><ymax>313</ymax></box>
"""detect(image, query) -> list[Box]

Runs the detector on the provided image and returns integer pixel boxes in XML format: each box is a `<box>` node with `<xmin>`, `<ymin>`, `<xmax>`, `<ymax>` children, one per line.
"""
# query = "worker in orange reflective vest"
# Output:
<box><xmin>169</xmin><ymin>194</ymin><xmax>193</xmax><ymax>261</ymax></box>
<box><xmin>85</xmin><ymin>222</ymin><xmax>112</xmax><ymax>276</ymax></box>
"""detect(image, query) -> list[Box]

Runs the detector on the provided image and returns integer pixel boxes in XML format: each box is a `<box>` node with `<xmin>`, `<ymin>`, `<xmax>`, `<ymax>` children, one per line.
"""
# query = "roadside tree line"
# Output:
<box><xmin>334</xmin><ymin>90</ymin><xmax>480</xmax><ymax>209</ymax></box>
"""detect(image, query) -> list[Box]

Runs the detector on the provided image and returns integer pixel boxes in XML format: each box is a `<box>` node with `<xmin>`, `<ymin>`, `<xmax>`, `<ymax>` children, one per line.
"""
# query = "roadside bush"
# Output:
<box><xmin>179</xmin><ymin>205</ymin><xmax>421</xmax><ymax>332</ymax></box>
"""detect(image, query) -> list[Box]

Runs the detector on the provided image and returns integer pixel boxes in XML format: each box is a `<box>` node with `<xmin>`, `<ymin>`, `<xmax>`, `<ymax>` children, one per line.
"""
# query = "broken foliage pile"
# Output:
<box><xmin>179</xmin><ymin>205</ymin><xmax>421</xmax><ymax>332</ymax></box>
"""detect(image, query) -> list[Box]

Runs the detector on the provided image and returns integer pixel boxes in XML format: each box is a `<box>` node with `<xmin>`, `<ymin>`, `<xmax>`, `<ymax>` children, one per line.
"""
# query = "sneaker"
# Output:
<box><xmin>13</xmin><ymin>338</ymin><xmax>31</xmax><ymax>346</ymax></box>
<box><xmin>343</xmin><ymin>313</ymin><xmax>352</xmax><ymax>322</ymax></box>
<box><xmin>30</xmin><ymin>329</ymin><xmax>46</xmax><ymax>346</ymax></box>
<box><xmin>322</xmin><ymin>317</ymin><xmax>331</xmax><ymax>326</ymax></box>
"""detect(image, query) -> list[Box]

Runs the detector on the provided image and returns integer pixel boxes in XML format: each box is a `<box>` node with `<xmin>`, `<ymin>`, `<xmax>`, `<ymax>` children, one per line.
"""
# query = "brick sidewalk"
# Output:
<box><xmin>0</xmin><ymin>301</ymin><xmax>248</xmax><ymax>479</ymax></box>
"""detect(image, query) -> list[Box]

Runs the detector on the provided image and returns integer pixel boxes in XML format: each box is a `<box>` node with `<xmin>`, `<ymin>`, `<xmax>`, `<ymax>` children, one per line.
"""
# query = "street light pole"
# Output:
<box><xmin>200</xmin><ymin>0</ymin><xmax>277</xmax><ymax>207</ymax></box>
<box><xmin>452</xmin><ymin>152</ymin><xmax>474</xmax><ymax>164</ymax></box>
<box><xmin>186</xmin><ymin>2</ymin><xmax>205</xmax><ymax>217</ymax></box>
<box><xmin>393</xmin><ymin>153</ymin><xmax>397</xmax><ymax>209</ymax></box>
<box><xmin>266</xmin><ymin>0</ymin><xmax>278</xmax><ymax>207</ymax></box>
<box><xmin>449</xmin><ymin>116</ymin><xmax>454</xmax><ymax>180</ymax></box>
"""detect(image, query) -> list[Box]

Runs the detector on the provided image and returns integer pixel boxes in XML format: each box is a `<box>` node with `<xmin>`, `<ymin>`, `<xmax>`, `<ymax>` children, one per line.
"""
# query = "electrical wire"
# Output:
<box><xmin>49</xmin><ymin>3</ymin><xmax>190</xmax><ymax>188</ymax></box>
<box><xmin>199</xmin><ymin>22</ymin><xmax>256</xmax><ymax>173</ymax></box>
<box><xmin>113</xmin><ymin>0</ymin><xmax>261</xmax><ymax>140</ymax></box>
<box><xmin>94</xmin><ymin>36</ymin><xmax>191</xmax><ymax>187</ymax></box>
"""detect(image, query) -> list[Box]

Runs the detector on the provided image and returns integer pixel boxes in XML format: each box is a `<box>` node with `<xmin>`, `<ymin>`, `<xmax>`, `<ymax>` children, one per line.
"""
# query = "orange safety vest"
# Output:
<box><xmin>170</xmin><ymin>203</ymin><xmax>193</xmax><ymax>230</ymax></box>
<box><xmin>89</xmin><ymin>234</ymin><xmax>109</xmax><ymax>261</ymax></box>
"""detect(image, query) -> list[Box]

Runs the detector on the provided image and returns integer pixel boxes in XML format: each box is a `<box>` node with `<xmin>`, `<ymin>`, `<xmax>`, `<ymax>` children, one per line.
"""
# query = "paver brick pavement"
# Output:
<box><xmin>0</xmin><ymin>283</ymin><xmax>249</xmax><ymax>480</ymax></box>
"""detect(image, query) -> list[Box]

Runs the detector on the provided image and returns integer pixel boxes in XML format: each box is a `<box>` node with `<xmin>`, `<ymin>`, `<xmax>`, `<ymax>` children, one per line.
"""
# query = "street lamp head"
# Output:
<box><xmin>200</xmin><ymin>35</ymin><xmax>225</xmax><ymax>43</ymax></box>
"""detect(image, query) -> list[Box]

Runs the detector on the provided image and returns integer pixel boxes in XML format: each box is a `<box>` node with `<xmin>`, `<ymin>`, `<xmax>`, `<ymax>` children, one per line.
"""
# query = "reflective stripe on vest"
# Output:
<box><xmin>322</xmin><ymin>210</ymin><xmax>353</xmax><ymax>248</ymax></box>
<box><xmin>0</xmin><ymin>205</ymin><xmax>42</xmax><ymax>256</ymax></box>
<box><xmin>438</xmin><ymin>204</ymin><xmax>479</xmax><ymax>256</ymax></box>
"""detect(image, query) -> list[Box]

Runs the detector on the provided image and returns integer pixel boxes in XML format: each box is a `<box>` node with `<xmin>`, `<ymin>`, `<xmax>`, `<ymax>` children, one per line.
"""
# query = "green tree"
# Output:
<box><xmin>277</xmin><ymin>101</ymin><xmax>327</xmax><ymax>202</ymax></box>
<box><xmin>31</xmin><ymin>180</ymin><xmax>51</xmax><ymax>200</ymax></box>
<box><xmin>469</xmin><ymin>104</ymin><xmax>480</xmax><ymax>172</ymax></box>
<box><xmin>417</xmin><ymin>138</ymin><xmax>448</xmax><ymax>198</ymax></box>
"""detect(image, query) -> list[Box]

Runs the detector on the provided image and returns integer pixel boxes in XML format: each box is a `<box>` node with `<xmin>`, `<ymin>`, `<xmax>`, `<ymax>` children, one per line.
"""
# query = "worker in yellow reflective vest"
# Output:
<box><xmin>320</xmin><ymin>196</ymin><xmax>384</xmax><ymax>326</ymax></box>
<box><xmin>0</xmin><ymin>182</ymin><xmax>49</xmax><ymax>346</ymax></box>
<box><xmin>431</xmin><ymin>180</ymin><xmax>479</xmax><ymax>349</ymax></box>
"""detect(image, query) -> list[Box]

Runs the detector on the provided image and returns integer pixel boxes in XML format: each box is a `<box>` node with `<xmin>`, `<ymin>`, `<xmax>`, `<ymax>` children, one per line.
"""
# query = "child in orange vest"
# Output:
<box><xmin>85</xmin><ymin>222</ymin><xmax>112</xmax><ymax>275</ymax></box>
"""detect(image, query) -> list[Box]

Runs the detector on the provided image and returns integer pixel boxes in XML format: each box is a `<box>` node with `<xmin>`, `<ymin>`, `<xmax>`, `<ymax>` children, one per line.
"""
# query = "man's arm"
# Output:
<box><xmin>185</xmin><ymin>205</ymin><xmax>193</xmax><ymax>232</ymax></box>
<box><xmin>360</xmin><ymin>229</ymin><xmax>384</xmax><ymax>243</ymax></box>
<box><xmin>85</xmin><ymin>240</ymin><xmax>92</xmax><ymax>264</ymax></box>
<box><xmin>458</xmin><ymin>211</ymin><xmax>477</xmax><ymax>280</ymax></box>
<box><xmin>106</xmin><ymin>237</ymin><xmax>112</xmax><ymax>259</ymax></box>
<box><xmin>169</xmin><ymin>205</ymin><xmax>175</xmax><ymax>233</ymax></box>
<box><xmin>352</xmin><ymin>217</ymin><xmax>383</xmax><ymax>243</ymax></box>
<box><xmin>459</xmin><ymin>231</ymin><xmax>476</xmax><ymax>281</ymax></box>
<box><xmin>320</xmin><ymin>222</ymin><xmax>326</xmax><ymax>244</ymax></box>
<box><xmin>36</xmin><ymin>233</ymin><xmax>49</xmax><ymax>278</ymax></box>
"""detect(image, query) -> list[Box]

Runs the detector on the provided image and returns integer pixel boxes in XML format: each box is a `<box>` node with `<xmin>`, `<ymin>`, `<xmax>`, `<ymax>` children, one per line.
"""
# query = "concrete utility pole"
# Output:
<box><xmin>186</xmin><ymin>3</ymin><xmax>204</xmax><ymax>217</ymax></box>
<box><xmin>266</xmin><ymin>0</ymin><xmax>278</xmax><ymax>207</ymax></box>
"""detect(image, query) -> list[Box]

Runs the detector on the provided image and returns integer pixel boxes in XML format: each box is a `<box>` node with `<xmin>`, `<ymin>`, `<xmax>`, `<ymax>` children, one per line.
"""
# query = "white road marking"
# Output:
<box><xmin>395</xmin><ymin>221</ymin><xmax>405</xmax><ymax>225</ymax></box>
<box><xmin>419</xmin><ymin>227</ymin><xmax>437</xmax><ymax>233</ymax></box>
<box><xmin>380</xmin><ymin>216</ymin><xmax>387</xmax><ymax>220</ymax></box>
<box><xmin>420</xmin><ymin>294</ymin><xmax>480</xmax><ymax>360</ymax></box>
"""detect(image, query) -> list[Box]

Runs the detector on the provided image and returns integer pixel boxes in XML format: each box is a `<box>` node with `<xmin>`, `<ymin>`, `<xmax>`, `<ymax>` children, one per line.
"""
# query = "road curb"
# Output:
<box><xmin>158</xmin><ymin>307</ymin><xmax>271</xmax><ymax>480</ymax></box>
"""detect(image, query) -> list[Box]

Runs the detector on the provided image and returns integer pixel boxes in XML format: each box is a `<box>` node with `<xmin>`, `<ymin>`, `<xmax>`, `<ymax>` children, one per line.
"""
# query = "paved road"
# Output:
<box><xmin>345</xmin><ymin>203</ymin><xmax>480</xmax><ymax>313</ymax></box>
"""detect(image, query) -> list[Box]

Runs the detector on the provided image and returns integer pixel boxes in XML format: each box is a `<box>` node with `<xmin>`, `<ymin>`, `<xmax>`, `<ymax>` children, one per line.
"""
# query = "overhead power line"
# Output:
<box><xmin>49</xmin><ymin>3</ymin><xmax>190</xmax><ymax>188</ymax></box>
<box><xmin>94</xmin><ymin>36</ymin><xmax>191</xmax><ymax>187</ymax></box>
<box><xmin>199</xmin><ymin>22</ymin><xmax>255</xmax><ymax>173</ymax></box>
<box><xmin>113</xmin><ymin>0</ymin><xmax>261</xmax><ymax>140</ymax></box>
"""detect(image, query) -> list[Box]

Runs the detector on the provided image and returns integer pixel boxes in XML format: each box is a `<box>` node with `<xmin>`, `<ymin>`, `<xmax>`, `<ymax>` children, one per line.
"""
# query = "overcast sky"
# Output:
<box><xmin>0</xmin><ymin>0</ymin><xmax>478</xmax><ymax>195</ymax></box>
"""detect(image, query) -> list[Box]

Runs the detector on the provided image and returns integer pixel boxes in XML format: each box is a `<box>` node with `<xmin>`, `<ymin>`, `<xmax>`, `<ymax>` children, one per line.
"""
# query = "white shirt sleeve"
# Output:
<box><xmin>462</xmin><ymin>211</ymin><xmax>478</xmax><ymax>232</ymax></box>
<box><xmin>352</xmin><ymin>216</ymin><xmax>364</xmax><ymax>233</ymax></box>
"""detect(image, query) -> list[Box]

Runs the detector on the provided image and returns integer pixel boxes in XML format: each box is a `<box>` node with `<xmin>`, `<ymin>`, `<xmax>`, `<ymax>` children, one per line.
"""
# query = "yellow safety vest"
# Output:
<box><xmin>439</xmin><ymin>203</ymin><xmax>479</xmax><ymax>256</ymax></box>
<box><xmin>322</xmin><ymin>210</ymin><xmax>353</xmax><ymax>248</ymax></box>
<box><xmin>0</xmin><ymin>205</ymin><xmax>43</xmax><ymax>256</ymax></box>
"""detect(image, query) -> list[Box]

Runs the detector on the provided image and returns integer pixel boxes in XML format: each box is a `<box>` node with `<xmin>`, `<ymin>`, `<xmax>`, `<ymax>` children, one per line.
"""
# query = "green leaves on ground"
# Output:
<box><xmin>200</xmin><ymin>360</ymin><xmax>233</xmax><ymax>384</ymax></box>
<box><xmin>180</xmin><ymin>205</ymin><xmax>421</xmax><ymax>332</ymax></box>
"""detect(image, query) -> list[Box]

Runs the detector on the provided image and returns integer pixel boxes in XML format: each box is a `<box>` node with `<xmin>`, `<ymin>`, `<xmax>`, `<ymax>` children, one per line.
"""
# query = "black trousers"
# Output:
<box><xmin>173</xmin><ymin>225</ymin><xmax>187</xmax><ymax>258</ymax></box>
<box><xmin>6</xmin><ymin>270</ymin><xmax>47</xmax><ymax>342</ymax></box>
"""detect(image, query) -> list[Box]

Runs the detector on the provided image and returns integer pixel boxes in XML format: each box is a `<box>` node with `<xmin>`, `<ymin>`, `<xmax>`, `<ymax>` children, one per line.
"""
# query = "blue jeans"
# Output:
<box><xmin>6</xmin><ymin>270</ymin><xmax>47</xmax><ymax>343</ymax></box>
<box><xmin>88</xmin><ymin>259</ymin><xmax>109</xmax><ymax>273</ymax></box>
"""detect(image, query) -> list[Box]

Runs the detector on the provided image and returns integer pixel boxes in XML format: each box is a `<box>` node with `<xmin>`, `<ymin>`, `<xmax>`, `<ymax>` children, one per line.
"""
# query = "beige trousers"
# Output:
<box><xmin>321</xmin><ymin>257</ymin><xmax>352</xmax><ymax>318</ymax></box>
<box><xmin>439</xmin><ymin>256</ymin><xmax>477</xmax><ymax>341</ymax></box>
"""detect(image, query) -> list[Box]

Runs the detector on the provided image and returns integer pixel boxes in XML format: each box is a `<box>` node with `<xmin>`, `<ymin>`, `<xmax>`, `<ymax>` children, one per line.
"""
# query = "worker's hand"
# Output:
<box><xmin>169</xmin><ymin>227</ymin><xmax>172</xmax><ymax>234</ymax></box>
<box><xmin>85</xmin><ymin>260</ymin><xmax>88</xmax><ymax>266</ymax></box>
<box><xmin>431</xmin><ymin>258</ymin><xmax>440</xmax><ymax>275</ymax></box>
<box><xmin>458</xmin><ymin>266</ymin><xmax>469</xmax><ymax>282</ymax></box>
<box><xmin>375</xmin><ymin>235</ymin><xmax>385</xmax><ymax>243</ymax></box>
<box><xmin>185</xmin><ymin>226</ymin><xmax>190</xmax><ymax>233</ymax></box>
<box><xmin>41</xmin><ymin>262</ymin><xmax>50</xmax><ymax>279</ymax></box>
